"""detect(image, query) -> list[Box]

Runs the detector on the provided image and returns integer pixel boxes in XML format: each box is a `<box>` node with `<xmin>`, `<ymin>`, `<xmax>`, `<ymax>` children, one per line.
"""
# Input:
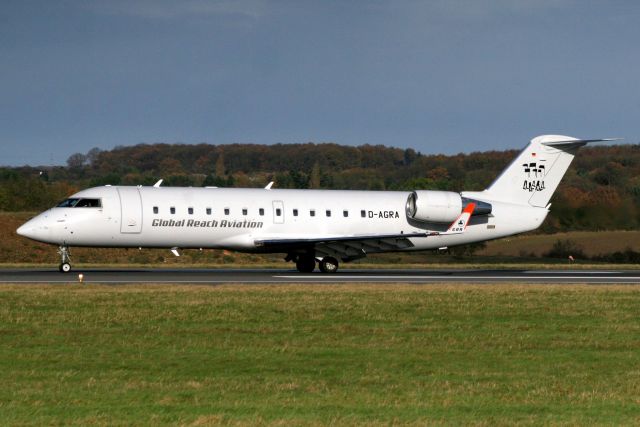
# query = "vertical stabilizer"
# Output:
<box><xmin>482</xmin><ymin>135</ymin><xmax>615</xmax><ymax>207</ymax></box>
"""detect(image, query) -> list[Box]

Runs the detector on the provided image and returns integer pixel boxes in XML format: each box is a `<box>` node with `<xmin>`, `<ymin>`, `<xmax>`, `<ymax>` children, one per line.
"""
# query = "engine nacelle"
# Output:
<box><xmin>405</xmin><ymin>190</ymin><xmax>462</xmax><ymax>223</ymax></box>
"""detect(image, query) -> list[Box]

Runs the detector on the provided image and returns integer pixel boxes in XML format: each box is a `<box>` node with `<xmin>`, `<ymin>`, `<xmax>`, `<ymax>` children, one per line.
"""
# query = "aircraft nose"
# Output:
<box><xmin>16</xmin><ymin>223</ymin><xmax>26</xmax><ymax>236</ymax></box>
<box><xmin>16</xmin><ymin>222</ymin><xmax>36</xmax><ymax>239</ymax></box>
<box><xmin>16</xmin><ymin>216</ymin><xmax>49</xmax><ymax>242</ymax></box>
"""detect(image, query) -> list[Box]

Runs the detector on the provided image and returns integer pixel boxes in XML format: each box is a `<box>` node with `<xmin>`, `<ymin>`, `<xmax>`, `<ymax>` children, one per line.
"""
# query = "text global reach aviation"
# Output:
<box><xmin>17</xmin><ymin>135</ymin><xmax>617</xmax><ymax>273</ymax></box>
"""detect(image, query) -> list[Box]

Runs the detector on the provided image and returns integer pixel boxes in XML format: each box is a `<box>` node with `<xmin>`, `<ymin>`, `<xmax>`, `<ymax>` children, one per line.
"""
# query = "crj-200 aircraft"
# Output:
<box><xmin>17</xmin><ymin>135</ymin><xmax>616</xmax><ymax>273</ymax></box>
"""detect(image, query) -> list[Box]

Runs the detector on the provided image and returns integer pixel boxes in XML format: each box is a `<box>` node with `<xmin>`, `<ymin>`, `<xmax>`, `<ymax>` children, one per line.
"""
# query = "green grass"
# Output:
<box><xmin>0</xmin><ymin>284</ymin><xmax>639</xmax><ymax>425</ymax></box>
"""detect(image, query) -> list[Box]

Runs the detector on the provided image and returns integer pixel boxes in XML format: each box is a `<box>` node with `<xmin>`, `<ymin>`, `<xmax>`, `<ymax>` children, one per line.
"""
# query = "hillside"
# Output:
<box><xmin>2</xmin><ymin>142</ymin><xmax>639</xmax><ymax>232</ymax></box>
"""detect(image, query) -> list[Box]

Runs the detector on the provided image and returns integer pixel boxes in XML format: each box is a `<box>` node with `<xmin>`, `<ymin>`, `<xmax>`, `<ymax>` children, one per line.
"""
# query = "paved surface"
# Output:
<box><xmin>0</xmin><ymin>268</ymin><xmax>639</xmax><ymax>284</ymax></box>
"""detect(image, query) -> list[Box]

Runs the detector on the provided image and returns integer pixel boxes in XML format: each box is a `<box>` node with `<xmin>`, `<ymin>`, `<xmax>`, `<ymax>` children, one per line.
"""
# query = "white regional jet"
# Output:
<box><xmin>17</xmin><ymin>135</ymin><xmax>614</xmax><ymax>273</ymax></box>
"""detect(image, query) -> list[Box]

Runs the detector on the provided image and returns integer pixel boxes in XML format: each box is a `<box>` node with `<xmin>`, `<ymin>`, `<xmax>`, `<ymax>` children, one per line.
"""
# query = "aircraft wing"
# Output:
<box><xmin>254</xmin><ymin>204</ymin><xmax>476</xmax><ymax>260</ymax></box>
<box><xmin>255</xmin><ymin>233</ymin><xmax>424</xmax><ymax>260</ymax></box>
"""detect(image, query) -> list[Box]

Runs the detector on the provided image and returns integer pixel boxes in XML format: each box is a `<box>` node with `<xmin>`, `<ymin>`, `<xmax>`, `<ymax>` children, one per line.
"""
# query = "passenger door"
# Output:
<box><xmin>117</xmin><ymin>187</ymin><xmax>143</xmax><ymax>233</ymax></box>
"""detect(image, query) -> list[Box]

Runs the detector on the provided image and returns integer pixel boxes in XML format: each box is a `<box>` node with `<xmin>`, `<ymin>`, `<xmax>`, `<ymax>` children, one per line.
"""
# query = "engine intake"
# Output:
<box><xmin>406</xmin><ymin>191</ymin><xmax>492</xmax><ymax>223</ymax></box>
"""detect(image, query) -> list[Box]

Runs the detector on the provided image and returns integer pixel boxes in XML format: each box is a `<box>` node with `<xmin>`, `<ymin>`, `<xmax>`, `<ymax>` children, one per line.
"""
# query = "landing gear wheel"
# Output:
<box><xmin>295</xmin><ymin>256</ymin><xmax>316</xmax><ymax>273</ymax></box>
<box><xmin>57</xmin><ymin>246</ymin><xmax>72</xmax><ymax>273</ymax></box>
<box><xmin>319</xmin><ymin>257</ymin><xmax>339</xmax><ymax>274</ymax></box>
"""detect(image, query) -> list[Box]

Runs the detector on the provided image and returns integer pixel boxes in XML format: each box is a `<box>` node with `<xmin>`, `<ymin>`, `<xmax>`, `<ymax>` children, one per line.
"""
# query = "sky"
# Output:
<box><xmin>1</xmin><ymin>0</ymin><xmax>639</xmax><ymax>166</ymax></box>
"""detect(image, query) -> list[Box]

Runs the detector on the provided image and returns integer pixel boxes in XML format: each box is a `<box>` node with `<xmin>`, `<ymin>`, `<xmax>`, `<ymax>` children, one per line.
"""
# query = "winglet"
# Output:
<box><xmin>444</xmin><ymin>202</ymin><xmax>475</xmax><ymax>234</ymax></box>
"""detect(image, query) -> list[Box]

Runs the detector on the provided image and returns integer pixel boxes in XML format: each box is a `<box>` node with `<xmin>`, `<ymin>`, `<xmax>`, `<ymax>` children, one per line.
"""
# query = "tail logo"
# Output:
<box><xmin>522</xmin><ymin>158</ymin><xmax>547</xmax><ymax>192</ymax></box>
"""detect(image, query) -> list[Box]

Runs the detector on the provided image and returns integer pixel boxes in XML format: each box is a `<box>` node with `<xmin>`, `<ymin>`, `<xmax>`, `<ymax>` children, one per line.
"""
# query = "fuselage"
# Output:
<box><xmin>17</xmin><ymin>185</ymin><xmax>548</xmax><ymax>253</ymax></box>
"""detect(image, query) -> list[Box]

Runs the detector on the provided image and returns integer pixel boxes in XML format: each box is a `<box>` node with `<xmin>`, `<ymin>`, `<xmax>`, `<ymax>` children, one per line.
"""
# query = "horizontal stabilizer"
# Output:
<box><xmin>541</xmin><ymin>137</ymin><xmax>622</xmax><ymax>147</ymax></box>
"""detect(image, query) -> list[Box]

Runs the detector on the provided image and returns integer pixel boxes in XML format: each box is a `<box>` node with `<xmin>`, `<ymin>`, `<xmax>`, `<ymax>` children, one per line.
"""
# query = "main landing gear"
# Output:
<box><xmin>319</xmin><ymin>256</ymin><xmax>339</xmax><ymax>274</ymax></box>
<box><xmin>295</xmin><ymin>254</ymin><xmax>316</xmax><ymax>273</ymax></box>
<box><xmin>58</xmin><ymin>246</ymin><xmax>72</xmax><ymax>273</ymax></box>
<box><xmin>290</xmin><ymin>253</ymin><xmax>339</xmax><ymax>273</ymax></box>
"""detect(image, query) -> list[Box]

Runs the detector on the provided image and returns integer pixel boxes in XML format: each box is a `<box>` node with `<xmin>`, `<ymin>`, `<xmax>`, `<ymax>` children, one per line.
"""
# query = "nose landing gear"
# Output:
<box><xmin>58</xmin><ymin>246</ymin><xmax>72</xmax><ymax>273</ymax></box>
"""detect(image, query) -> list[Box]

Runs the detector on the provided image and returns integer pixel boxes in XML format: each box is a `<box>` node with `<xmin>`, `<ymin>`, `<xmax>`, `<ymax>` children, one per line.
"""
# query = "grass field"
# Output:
<box><xmin>478</xmin><ymin>230</ymin><xmax>640</xmax><ymax>258</ymax></box>
<box><xmin>1</xmin><ymin>284</ymin><xmax>639</xmax><ymax>425</ymax></box>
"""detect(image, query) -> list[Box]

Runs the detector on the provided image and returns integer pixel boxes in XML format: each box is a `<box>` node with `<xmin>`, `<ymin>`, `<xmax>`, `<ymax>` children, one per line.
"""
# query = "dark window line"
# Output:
<box><xmin>151</xmin><ymin>205</ymin><xmax>362</xmax><ymax>218</ymax></box>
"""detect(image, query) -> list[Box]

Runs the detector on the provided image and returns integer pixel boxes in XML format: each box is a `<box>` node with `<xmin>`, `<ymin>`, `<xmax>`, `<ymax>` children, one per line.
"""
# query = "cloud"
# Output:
<box><xmin>83</xmin><ymin>0</ymin><xmax>267</xmax><ymax>20</ymax></box>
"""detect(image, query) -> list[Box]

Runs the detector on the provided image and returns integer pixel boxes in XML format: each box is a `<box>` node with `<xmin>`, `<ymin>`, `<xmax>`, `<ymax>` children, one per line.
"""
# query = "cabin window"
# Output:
<box><xmin>224</xmin><ymin>208</ymin><xmax>230</xmax><ymax>215</ymax></box>
<box><xmin>293</xmin><ymin>209</ymin><xmax>298</xmax><ymax>217</ymax></box>
<box><xmin>259</xmin><ymin>208</ymin><xmax>265</xmax><ymax>216</ymax></box>
<box><xmin>153</xmin><ymin>206</ymin><xmax>159</xmax><ymax>214</ymax></box>
<box><xmin>206</xmin><ymin>207</ymin><xmax>212</xmax><ymax>215</ymax></box>
<box><xmin>310</xmin><ymin>209</ymin><xmax>316</xmax><ymax>217</ymax></box>
<box><xmin>188</xmin><ymin>207</ymin><xmax>194</xmax><ymax>215</ymax></box>
<box><xmin>242</xmin><ymin>208</ymin><xmax>248</xmax><ymax>216</ymax></box>
<box><xmin>343</xmin><ymin>210</ymin><xmax>348</xmax><ymax>217</ymax></box>
<box><xmin>276</xmin><ymin>208</ymin><xmax>282</xmax><ymax>216</ymax></box>
<box><xmin>326</xmin><ymin>210</ymin><xmax>331</xmax><ymax>217</ymax></box>
<box><xmin>361</xmin><ymin>210</ymin><xmax>366</xmax><ymax>218</ymax></box>
<box><xmin>170</xmin><ymin>207</ymin><xmax>176</xmax><ymax>214</ymax></box>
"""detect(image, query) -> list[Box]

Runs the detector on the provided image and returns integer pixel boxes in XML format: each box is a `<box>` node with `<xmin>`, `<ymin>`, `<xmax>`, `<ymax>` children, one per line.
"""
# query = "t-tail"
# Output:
<box><xmin>469</xmin><ymin>135</ymin><xmax>620</xmax><ymax>207</ymax></box>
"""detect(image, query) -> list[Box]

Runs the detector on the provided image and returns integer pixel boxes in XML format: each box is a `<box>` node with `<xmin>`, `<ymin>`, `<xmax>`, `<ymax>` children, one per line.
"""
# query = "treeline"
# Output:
<box><xmin>1</xmin><ymin>142</ymin><xmax>639</xmax><ymax>232</ymax></box>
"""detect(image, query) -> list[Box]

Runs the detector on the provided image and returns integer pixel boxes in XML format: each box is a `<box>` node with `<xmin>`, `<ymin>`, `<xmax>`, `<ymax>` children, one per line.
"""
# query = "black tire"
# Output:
<box><xmin>59</xmin><ymin>262</ymin><xmax>72</xmax><ymax>273</ymax></box>
<box><xmin>295</xmin><ymin>256</ymin><xmax>316</xmax><ymax>273</ymax></box>
<box><xmin>319</xmin><ymin>257</ymin><xmax>339</xmax><ymax>273</ymax></box>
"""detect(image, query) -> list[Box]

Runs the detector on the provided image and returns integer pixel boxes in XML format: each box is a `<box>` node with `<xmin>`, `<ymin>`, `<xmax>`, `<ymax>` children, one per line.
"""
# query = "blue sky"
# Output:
<box><xmin>1</xmin><ymin>0</ymin><xmax>639</xmax><ymax>166</ymax></box>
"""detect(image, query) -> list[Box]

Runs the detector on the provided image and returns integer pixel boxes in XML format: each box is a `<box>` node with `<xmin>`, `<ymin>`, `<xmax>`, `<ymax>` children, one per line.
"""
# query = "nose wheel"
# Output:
<box><xmin>58</xmin><ymin>246</ymin><xmax>72</xmax><ymax>273</ymax></box>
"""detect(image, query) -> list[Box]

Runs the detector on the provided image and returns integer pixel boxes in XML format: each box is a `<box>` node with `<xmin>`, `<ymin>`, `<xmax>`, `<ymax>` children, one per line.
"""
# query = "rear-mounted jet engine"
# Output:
<box><xmin>405</xmin><ymin>190</ymin><xmax>491</xmax><ymax>223</ymax></box>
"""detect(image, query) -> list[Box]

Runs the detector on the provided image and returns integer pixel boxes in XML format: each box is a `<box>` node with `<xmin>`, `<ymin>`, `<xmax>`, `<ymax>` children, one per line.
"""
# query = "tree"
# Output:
<box><xmin>86</xmin><ymin>147</ymin><xmax>102</xmax><ymax>166</ymax></box>
<box><xmin>215</xmin><ymin>150</ymin><xmax>226</xmax><ymax>178</ymax></box>
<box><xmin>403</xmin><ymin>148</ymin><xmax>418</xmax><ymax>166</ymax></box>
<box><xmin>202</xmin><ymin>174</ymin><xmax>218</xmax><ymax>187</ymax></box>
<box><xmin>309</xmin><ymin>162</ymin><xmax>321</xmax><ymax>189</ymax></box>
<box><xmin>66</xmin><ymin>153</ymin><xmax>87</xmax><ymax>170</ymax></box>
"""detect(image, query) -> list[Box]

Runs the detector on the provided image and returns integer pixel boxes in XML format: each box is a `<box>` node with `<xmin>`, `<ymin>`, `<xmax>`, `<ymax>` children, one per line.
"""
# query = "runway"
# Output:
<box><xmin>0</xmin><ymin>268</ymin><xmax>639</xmax><ymax>284</ymax></box>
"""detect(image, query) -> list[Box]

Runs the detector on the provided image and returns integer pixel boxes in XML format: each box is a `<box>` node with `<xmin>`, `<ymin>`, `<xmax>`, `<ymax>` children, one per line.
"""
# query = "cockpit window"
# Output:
<box><xmin>56</xmin><ymin>198</ymin><xmax>102</xmax><ymax>208</ymax></box>
<box><xmin>56</xmin><ymin>198</ymin><xmax>80</xmax><ymax>207</ymax></box>
<box><xmin>76</xmin><ymin>198</ymin><xmax>102</xmax><ymax>207</ymax></box>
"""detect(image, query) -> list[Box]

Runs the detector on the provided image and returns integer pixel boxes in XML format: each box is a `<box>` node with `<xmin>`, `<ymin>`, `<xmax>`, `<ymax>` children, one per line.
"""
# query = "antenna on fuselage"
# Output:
<box><xmin>264</xmin><ymin>181</ymin><xmax>274</xmax><ymax>190</ymax></box>
<box><xmin>153</xmin><ymin>179</ymin><xmax>163</xmax><ymax>188</ymax></box>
